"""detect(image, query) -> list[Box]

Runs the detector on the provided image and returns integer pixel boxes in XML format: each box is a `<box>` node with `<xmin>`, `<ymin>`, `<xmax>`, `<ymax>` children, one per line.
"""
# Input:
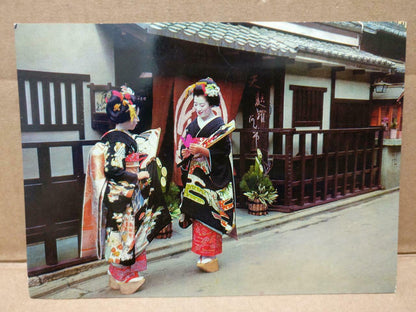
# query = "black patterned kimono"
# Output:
<box><xmin>180</xmin><ymin>116</ymin><xmax>236</xmax><ymax>238</ymax></box>
<box><xmin>101</xmin><ymin>129</ymin><xmax>171</xmax><ymax>266</ymax></box>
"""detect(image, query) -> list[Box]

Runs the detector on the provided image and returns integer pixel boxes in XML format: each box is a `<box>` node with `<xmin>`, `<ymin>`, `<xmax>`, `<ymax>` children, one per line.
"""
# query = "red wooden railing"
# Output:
<box><xmin>233</xmin><ymin>127</ymin><xmax>384</xmax><ymax>212</ymax></box>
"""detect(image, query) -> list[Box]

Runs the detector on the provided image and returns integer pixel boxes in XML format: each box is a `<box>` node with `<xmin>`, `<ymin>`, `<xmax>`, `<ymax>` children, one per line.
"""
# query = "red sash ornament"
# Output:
<box><xmin>125</xmin><ymin>152</ymin><xmax>149</xmax><ymax>173</ymax></box>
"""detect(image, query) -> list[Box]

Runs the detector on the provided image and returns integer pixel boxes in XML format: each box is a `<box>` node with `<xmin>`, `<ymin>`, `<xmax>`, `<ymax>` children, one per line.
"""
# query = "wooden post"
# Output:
<box><xmin>370</xmin><ymin>130</ymin><xmax>376</xmax><ymax>188</ymax></box>
<box><xmin>361</xmin><ymin>130</ymin><xmax>368</xmax><ymax>190</ymax></box>
<box><xmin>72</xmin><ymin>143</ymin><xmax>84</xmax><ymax>180</ymax></box>
<box><xmin>343</xmin><ymin>133</ymin><xmax>349</xmax><ymax>195</ymax></box>
<box><xmin>18</xmin><ymin>76</ymin><xmax>28</xmax><ymax>126</ymax></box>
<box><xmin>284</xmin><ymin>130</ymin><xmax>294</xmax><ymax>207</ymax></box>
<box><xmin>29</xmin><ymin>80</ymin><xmax>40</xmax><ymax>126</ymax></box>
<box><xmin>323</xmin><ymin>132</ymin><xmax>330</xmax><ymax>200</ymax></box>
<box><xmin>65</xmin><ymin>81</ymin><xmax>73</xmax><ymax>125</ymax></box>
<box><xmin>312</xmin><ymin>132</ymin><xmax>318</xmax><ymax>203</ymax></box>
<box><xmin>299</xmin><ymin>133</ymin><xmax>306</xmax><ymax>206</ymax></box>
<box><xmin>38</xmin><ymin>146</ymin><xmax>58</xmax><ymax>266</ymax></box>
<box><xmin>352</xmin><ymin>132</ymin><xmax>359</xmax><ymax>192</ymax></box>
<box><xmin>273</xmin><ymin>66</ymin><xmax>285</xmax><ymax>154</ymax></box>
<box><xmin>75</xmin><ymin>81</ymin><xmax>85</xmax><ymax>140</ymax></box>
<box><xmin>333</xmin><ymin>131</ymin><xmax>339</xmax><ymax>198</ymax></box>
<box><xmin>42</xmin><ymin>80</ymin><xmax>51</xmax><ymax>126</ymax></box>
<box><xmin>54</xmin><ymin>81</ymin><xmax>63</xmax><ymax>126</ymax></box>
<box><xmin>239</xmin><ymin>130</ymin><xmax>246</xmax><ymax>179</ymax></box>
<box><xmin>376</xmin><ymin>127</ymin><xmax>384</xmax><ymax>188</ymax></box>
<box><xmin>330</xmin><ymin>67</ymin><xmax>345</xmax><ymax>129</ymax></box>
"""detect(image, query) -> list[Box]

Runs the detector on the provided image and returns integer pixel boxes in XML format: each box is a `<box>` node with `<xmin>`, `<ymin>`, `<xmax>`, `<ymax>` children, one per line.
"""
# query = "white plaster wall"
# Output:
<box><xmin>15</xmin><ymin>23</ymin><xmax>115</xmax><ymax>143</ymax></box>
<box><xmin>335</xmin><ymin>80</ymin><xmax>370</xmax><ymax>100</ymax></box>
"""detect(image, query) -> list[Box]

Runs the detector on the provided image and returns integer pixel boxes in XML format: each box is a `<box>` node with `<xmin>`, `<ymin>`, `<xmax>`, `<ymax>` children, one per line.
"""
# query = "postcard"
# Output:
<box><xmin>15</xmin><ymin>21</ymin><xmax>404</xmax><ymax>298</ymax></box>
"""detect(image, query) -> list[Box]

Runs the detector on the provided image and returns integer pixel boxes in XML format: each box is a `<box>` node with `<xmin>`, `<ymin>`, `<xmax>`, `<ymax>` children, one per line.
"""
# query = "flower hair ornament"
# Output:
<box><xmin>121</xmin><ymin>86</ymin><xmax>138</xmax><ymax>122</ymax></box>
<box><xmin>105</xmin><ymin>87</ymin><xmax>139</xmax><ymax>124</ymax></box>
<box><xmin>121</xmin><ymin>85</ymin><xmax>135</xmax><ymax>96</ymax></box>
<box><xmin>184</xmin><ymin>77</ymin><xmax>221</xmax><ymax>98</ymax></box>
<box><xmin>205</xmin><ymin>83</ymin><xmax>220</xmax><ymax>97</ymax></box>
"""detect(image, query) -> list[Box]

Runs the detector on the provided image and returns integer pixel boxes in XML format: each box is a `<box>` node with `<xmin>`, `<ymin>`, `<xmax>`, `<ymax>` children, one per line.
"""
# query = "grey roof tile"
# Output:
<box><xmin>363</xmin><ymin>22</ymin><xmax>406</xmax><ymax>38</ymax></box>
<box><xmin>198</xmin><ymin>30</ymin><xmax>210</xmax><ymax>39</ymax></box>
<box><xmin>394</xmin><ymin>62</ymin><xmax>405</xmax><ymax>73</ymax></box>
<box><xmin>260</xmin><ymin>25</ymin><xmax>398</xmax><ymax>68</ymax></box>
<box><xmin>138</xmin><ymin>22</ymin><xmax>401</xmax><ymax>71</ymax></box>
<box><xmin>323</xmin><ymin>22</ymin><xmax>364</xmax><ymax>33</ymax></box>
<box><xmin>323</xmin><ymin>21</ymin><xmax>407</xmax><ymax>38</ymax></box>
<box><xmin>184</xmin><ymin>28</ymin><xmax>197</xmax><ymax>35</ymax></box>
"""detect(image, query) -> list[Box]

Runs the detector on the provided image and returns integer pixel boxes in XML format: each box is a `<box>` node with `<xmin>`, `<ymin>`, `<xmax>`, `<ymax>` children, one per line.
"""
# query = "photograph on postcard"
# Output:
<box><xmin>15</xmin><ymin>22</ymin><xmax>405</xmax><ymax>298</ymax></box>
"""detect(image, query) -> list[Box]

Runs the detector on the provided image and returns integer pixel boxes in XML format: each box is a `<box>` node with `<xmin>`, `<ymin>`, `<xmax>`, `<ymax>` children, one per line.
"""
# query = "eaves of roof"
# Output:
<box><xmin>321</xmin><ymin>21</ymin><xmax>364</xmax><ymax>33</ymax></box>
<box><xmin>136</xmin><ymin>22</ymin><xmax>402</xmax><ymax>73</ymax></box>
<box><xmin>139</xmin><ymin>22</ymin><xmax>297</xmax><ymax>58</ymax></box>
<box><xmin>362</xmin><ymin>22</ymin><xmax>407</xmax><ymax>38</ymax></box>
<box><xmin>254</xmin><ymin>26</ymin><xmax>396</xmax><ymax>70</ymax></box>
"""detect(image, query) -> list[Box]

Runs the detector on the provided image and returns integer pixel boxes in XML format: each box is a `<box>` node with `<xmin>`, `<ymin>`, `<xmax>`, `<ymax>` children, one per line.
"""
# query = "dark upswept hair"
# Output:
<box><xmin>105</xmin><ymin>89</ymin><xmax>140</xmax><ymax>124</ymax></box>
<box><xmin>193</xmin><ymin>77</ymin><xmax>220</xmax><ymax>107</ymax></box>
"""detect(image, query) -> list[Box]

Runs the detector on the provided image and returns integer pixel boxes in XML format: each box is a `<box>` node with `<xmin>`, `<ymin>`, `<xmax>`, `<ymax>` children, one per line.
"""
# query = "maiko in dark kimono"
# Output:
<box><xmin>81</xmin><ymin>87</ymin><xmax>170</xmax><ymax>295</ymax></box>
<box><xmin>179</xmin><ymin>78</ymin><xmax>237</xmax><ymax>273</ymax></box>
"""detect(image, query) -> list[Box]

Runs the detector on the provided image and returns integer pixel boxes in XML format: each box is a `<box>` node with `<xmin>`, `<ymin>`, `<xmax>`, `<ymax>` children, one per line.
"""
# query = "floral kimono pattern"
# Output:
<box><xmin>80</xmin><ymin>129</ymin><xmax>171</xmax><ymax>266</ymax></box>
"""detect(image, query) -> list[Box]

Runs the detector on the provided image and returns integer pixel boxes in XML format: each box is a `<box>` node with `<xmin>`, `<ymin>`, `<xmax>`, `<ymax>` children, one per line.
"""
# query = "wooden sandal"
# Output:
<box><xmin>119</xmin><ymin>276</ymin><xmax>145</xmax><ymax>295</ymax></box>
<box><xmin>197</xmin><ymin>258</ymin><xmax>219</xmax><ymax>273</ymax></box>
<box><xmin>108</xmin><ymin>275</ymin><xmax>121</xmax><ymax>290</ymax></box>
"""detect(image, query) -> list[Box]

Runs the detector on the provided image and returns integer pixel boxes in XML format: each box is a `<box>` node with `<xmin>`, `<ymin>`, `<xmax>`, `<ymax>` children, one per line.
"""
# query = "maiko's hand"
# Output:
<box><xmin>181</xmin><ymin>148</ymin><xmax>191</xmax><ymax>159</ymax></box>
<box><xmin>189</xmin><ymin>143</ymin><xmax>209</xmax><ymax>157</ymax></box>
<box><xmin>137</xmin><ymin>171</ymin><xmax>150</xmax><ymax>181</ymax></box>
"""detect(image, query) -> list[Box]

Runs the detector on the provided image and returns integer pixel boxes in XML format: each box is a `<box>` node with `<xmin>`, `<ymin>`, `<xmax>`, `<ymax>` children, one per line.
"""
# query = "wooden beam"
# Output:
<box><xmin>308</xmin><ymin>63</ymin><xmax>322</xmax><ymax>69</ymax></box>
<box><xmin>331</xmin><ymin>66</ymin><xmax>345</xmax><ymax>72</ymax></box>
<box><xmin>17</xmin><ymin>70</ymin><xmax>90</xmax><ymax>82</ymax></box>
<box><xmin>289</xmin><ymin>85</ymin><xmax>327</xmax><ymax>93</ymax></box>
<box><xmin>353</xmin><ymin>69</ymin><xmax>366</xmax><ymax>75</ymax></box>
<box><xmin>273</xmin><ymin>66</ymin><xmax>285</xmax><ymax>154</ymax></box>
<box><xmin>333</xmin><ymin>98</ymin><xmax>370</xmax><ymax>105</ymax></box>
<box><xmin>284</xmin><ymin>57</ymin><xmax>296</xmax><ymax>65</ymax></box>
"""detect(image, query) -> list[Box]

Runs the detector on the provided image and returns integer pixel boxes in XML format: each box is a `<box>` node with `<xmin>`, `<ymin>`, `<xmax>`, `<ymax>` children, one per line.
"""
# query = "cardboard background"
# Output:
<box><xmin>0</xmin><ymin>0</ymin><xmax>415</xmax><ymax>310</ymax></box>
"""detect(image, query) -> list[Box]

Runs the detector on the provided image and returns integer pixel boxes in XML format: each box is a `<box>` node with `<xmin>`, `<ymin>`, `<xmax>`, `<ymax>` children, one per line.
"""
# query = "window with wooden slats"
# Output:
<box><xmin>17</xmin><ymin>70</ymin><xmax>90</xmax><ymax>139</ymax></box>
<box><xmin>290</xmin><ymin>85</ymin><xmax>327</xmax><ymax>128</ymax></box>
